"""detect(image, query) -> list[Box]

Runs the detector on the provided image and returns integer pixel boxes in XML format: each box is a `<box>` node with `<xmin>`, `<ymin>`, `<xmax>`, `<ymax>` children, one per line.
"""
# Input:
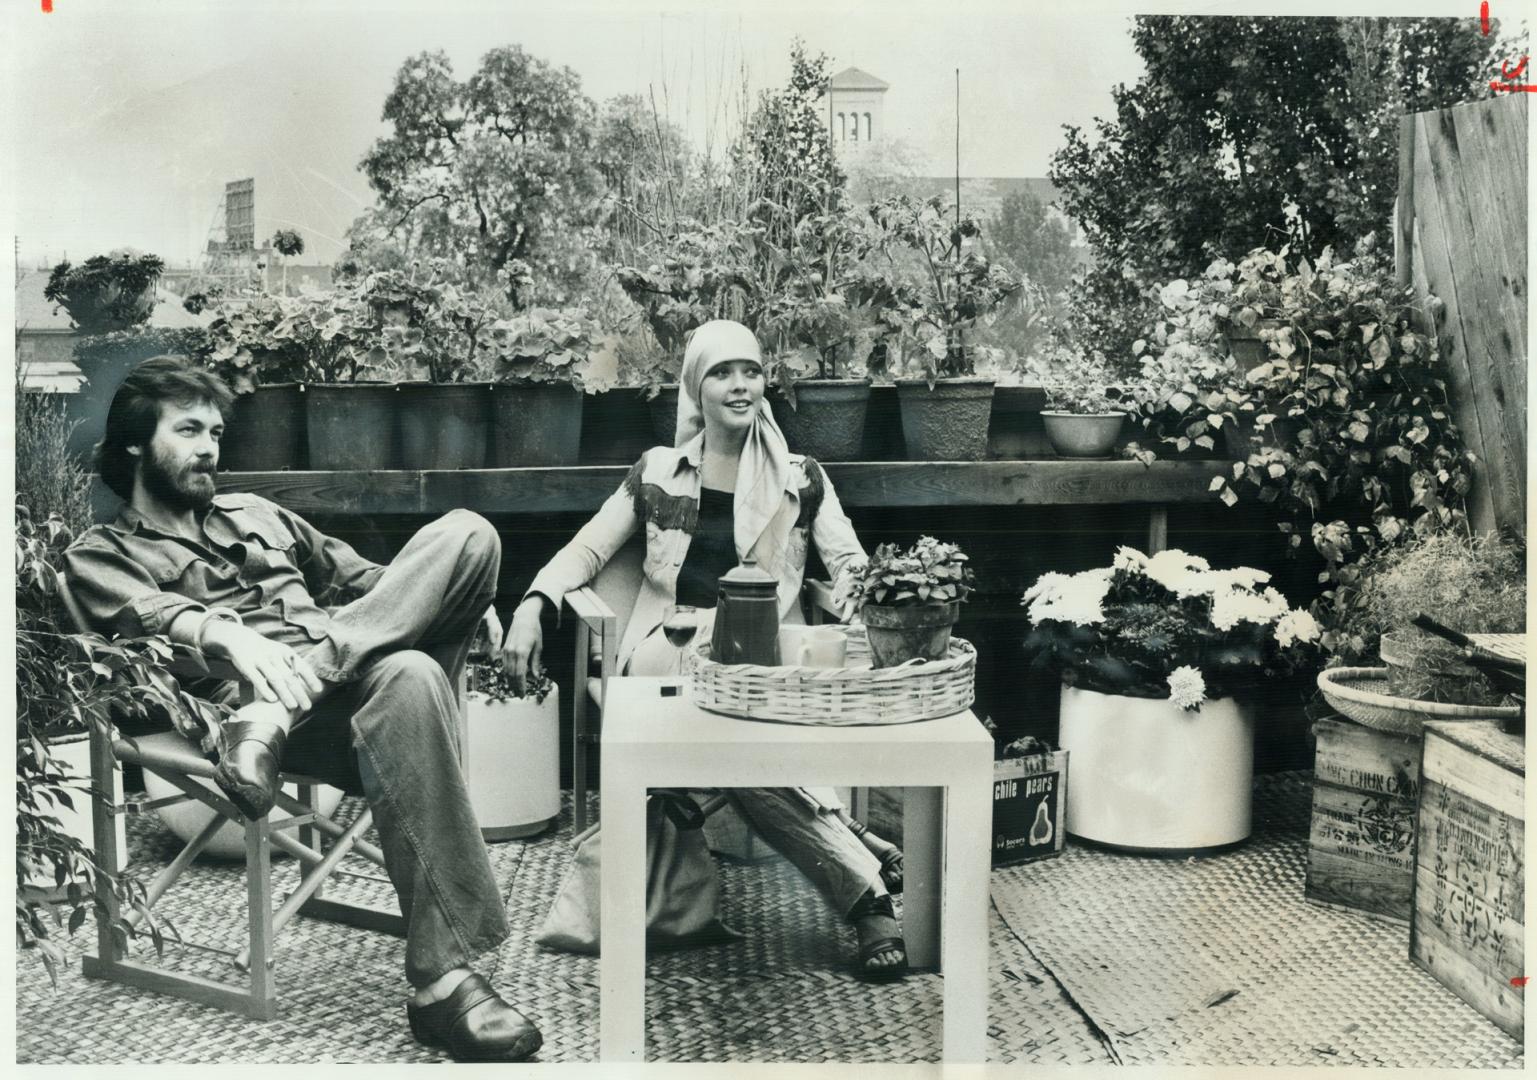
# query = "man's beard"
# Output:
<box><xmin>141</xmin><ymin>446</ymin><xmax>217</xmax><ymax>512</ymax></box>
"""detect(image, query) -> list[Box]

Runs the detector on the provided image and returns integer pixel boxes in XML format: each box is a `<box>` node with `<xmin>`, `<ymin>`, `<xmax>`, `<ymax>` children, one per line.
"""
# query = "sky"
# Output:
<box><xmin>1</xmin><ymin>0</ymin><xmax>1506</xmax><ymax>269</ymax></box>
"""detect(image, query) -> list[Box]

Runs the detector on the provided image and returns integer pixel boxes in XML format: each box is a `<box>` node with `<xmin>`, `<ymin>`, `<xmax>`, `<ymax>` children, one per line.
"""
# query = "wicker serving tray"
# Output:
<box><xmin>688</xmin><ymin>623</ymin><xmax>976</xmax><ymax>725</ymax></box>
<box><xmin>1316</xmin><ymin>666</ymin><xmax>1521</xmax><ymax>736</ymax></box>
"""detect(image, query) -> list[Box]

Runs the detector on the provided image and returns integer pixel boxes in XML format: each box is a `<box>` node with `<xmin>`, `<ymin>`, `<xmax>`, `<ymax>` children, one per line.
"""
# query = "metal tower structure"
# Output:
<box><xmin>187</xmin><ymin>178</ymin><xmax>267</xmax><ymax>298</ymax></box>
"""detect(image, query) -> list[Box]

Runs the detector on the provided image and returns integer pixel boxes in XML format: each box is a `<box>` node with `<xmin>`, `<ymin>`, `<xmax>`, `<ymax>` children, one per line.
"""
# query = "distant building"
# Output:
<box><xmin>15</xmin><ymin>268</ymin><xmax>216</xmax><ymax>392</ymax></box>
<box><xmin>826</xmin><ymin>66</ymin><xmax>889</xmax><ymax>158</ymax></box>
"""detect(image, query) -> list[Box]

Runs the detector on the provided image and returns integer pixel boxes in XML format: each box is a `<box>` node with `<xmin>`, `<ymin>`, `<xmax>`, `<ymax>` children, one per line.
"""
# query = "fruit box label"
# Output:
<box><xmin>992</xmin><ymin>754</ymin><xmax>1065</xmax><ymax>866</ymax></box>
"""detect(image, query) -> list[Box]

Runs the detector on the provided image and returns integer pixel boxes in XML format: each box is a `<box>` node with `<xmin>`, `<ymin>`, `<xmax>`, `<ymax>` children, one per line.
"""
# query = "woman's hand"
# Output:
<box><xmin>501</xmin><ymin>596</ymin><xmax>547</xmax><ymax>697</ymax></box>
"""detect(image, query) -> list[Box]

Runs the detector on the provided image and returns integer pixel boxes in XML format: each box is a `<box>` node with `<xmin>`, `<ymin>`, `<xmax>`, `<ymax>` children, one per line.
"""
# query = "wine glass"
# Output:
<box><xmin>662</xmin><ymin>604</ymin><xmax>700</xmax><ymax>675</ymax></box>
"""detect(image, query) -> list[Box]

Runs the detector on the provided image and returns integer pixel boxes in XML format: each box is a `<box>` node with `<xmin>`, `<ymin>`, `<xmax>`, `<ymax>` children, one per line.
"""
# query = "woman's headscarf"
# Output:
<box><xmin>675</xmin><ymin>320</ymin><xmax>792</xmax><ymax>567</ymax></box>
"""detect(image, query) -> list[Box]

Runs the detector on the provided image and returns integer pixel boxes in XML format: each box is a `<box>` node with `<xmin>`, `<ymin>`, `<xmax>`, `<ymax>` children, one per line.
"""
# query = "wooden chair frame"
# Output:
<box><xmin>60</xmin><ymin>577</ymin><xmax>408</xmax><ymax>1020</ymax></box>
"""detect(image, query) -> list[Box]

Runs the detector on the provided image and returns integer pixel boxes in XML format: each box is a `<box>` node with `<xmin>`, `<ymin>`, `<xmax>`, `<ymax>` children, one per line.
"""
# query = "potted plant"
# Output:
<box><xmin>1023</xmin><ymin>547</ymin><xmax>1321</xmax><ymax>850</ymax></box>
<box><xmin>850</xmin><ymin>195</ymin><xmax>1020</xmax><ymax>461</ymax></box>
<box><xmin>1028</xmin><ymin>348</ymin><xmax>1129</xmax><ymax>458</ymax></box>
<box><xmin>483</xmin><ymin>306</ymin><xmax>607</xmax><ymax>467</ymax></box>
<box><xmin>463</xmin><ymin>660</ymin><xmax>561</xmax><ymax>839</ymax></box>
<box><xmin>43</xmin><ymin>249</ymin><xmax>165</xmax><ymax>335</ymax></box>
<box><xmin>1328</xmin><ymin>530</ymin><xmax>1525</xmax><ymax>708</ymax></box>
<box><xmin>197</xmin><ymin>296</ymin><xmax>309</xmax><ymax>471</ymax></box>
<box><xmin>854</xmin><ymin>535</ymin><xmax>975</xmax><ymax>667</ymax></box>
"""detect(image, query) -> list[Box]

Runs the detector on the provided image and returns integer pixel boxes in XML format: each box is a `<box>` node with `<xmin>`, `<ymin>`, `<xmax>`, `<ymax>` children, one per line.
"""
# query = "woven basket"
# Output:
<box><xmin>1316</xmin><ymin>666</ymin><xmax>1521</xmax><ymax>736</ymax></box>
<box><xmin>688</xmin><ymin>623</ymin><xmax>975</xmax><ymax>725</ymax></box>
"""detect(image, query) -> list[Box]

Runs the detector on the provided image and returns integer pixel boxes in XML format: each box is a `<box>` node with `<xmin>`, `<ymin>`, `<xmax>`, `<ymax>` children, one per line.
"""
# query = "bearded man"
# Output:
<box><xmin>62</xmin><ymin>356</ymin><xmax>541</xmax><ymax>1062</ymax></box>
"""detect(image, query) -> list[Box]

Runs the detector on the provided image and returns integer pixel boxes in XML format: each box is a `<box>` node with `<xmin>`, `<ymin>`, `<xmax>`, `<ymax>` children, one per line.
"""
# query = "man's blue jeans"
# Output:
<box><xmin>282</xmin><ymin>510</ymin><xmax>508</xmax><ymax>988</ymax></box>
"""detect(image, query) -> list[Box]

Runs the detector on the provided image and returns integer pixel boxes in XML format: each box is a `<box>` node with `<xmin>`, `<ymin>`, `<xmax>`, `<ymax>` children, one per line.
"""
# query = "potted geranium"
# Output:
<box><xmin>849</xmin><ymin>195</ymin><xmax>1020</xmax><ymax>461</ymax></box>
<box><xmin>1029</xmin><ymin>348</ymin><xmax>1129</xmax><ymax>458</ymax></box>
<box><xmin>197</xmin><ymin>295</ymin><xmax>310</xmax><ymax>471</ymax></box>
<box><xmin>1023</xmin><ymin>547</ymin><xmax>1321</xmax><ymax>851</ymax></box>
<box><xmin>855</xmin><ymin>536</ymin><xmax>975</xmax><ymax>667</ymax></box>
<box><xmin>483</xmin><ymin>305</ymin><xmax>606</xmax><ymax>466</ymax></box>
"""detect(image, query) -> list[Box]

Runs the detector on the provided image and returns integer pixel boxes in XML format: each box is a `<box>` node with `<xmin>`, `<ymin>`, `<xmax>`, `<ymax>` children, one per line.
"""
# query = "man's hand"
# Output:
<box><xmin>500</xmin><ymin>596</ymin><xmax>546</xmax><ymax>697</ymax></box>
<box><xmin>480</xmin><ymin>604</ymin><xmax>504</xmax><ymax>655</ymax></box>
<box><xmin>200</xmin><ymin>620</ymin><xmax>326</xmax><ymax>715</ymax></box>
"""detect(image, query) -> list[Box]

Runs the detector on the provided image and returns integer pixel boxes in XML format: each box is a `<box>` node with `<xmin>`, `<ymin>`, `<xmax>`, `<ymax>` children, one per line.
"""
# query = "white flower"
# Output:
<box><xmin>1022</xmin><ymin>571</ymin><xmax>1072</xmax><ymax>607</ymax></box>
<box><xmin>1211</xmin><ymin>587</ymin><xmax>1282</xmax><ymax>631</ymax></box>
<box><xmin>1146</xmin><ymin>549</ymin><xmax>1215</xmax><ymax>595</ymax></box>
<box><xmin>1112</xmin><ymin>546</ymin><xmax>1150</xmax><ymax>572</ymax></box>
<box><xmin>1203</xmin><ymin>567</ymin><xmax>1273</xmax><ymax>594</ymax></box>
<box><xmin>1028</xmin><ymin>569</ymin><xmax>1111</xmax><ymax>627</ymax></box>
<box><xmin>1167</xmin><ymin>665</ymin><xmax>1207</xmax><ymax>710</ymax></box>
<box><xmin>1275</xmin><ymin>609</ymin><xmax>1321</xmax><ymax>648</ymax></box>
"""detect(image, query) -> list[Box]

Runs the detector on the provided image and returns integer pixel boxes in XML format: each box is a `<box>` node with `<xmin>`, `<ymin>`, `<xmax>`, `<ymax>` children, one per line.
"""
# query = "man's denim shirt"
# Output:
<box><xmin>62</xmin><ymin>492</ymin><xmax>384</xmax><ymax>682</ymax></box>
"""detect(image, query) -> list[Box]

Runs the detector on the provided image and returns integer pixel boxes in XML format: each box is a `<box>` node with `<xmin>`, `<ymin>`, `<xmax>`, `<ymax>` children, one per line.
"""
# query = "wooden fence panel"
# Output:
<box><xmin>1400</xmin><ymin>95</ymin><xmax>1527</xmax><ymax>537</ymax></box>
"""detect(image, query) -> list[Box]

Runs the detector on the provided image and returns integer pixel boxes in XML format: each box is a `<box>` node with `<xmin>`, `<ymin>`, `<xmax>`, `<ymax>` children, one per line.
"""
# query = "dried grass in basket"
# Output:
<box><xmin>1316</xmin><ymin>666</ymin><xmax>1521</xmax><ymax>736</ymax></box>
<box><xmin>688</xmin><ymin>623</ymin><xmax>975</xmax><ymax>725</ymax></box>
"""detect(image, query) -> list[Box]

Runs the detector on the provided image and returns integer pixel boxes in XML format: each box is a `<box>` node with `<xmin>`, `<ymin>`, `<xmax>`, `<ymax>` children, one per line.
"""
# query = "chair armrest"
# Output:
<box><xmin>165</xmin><ymin>642</ymin><xmax>242</xmax><ymax>684</ymax></box>
<box><xmin>564</xmin><ymin>585</ymin><xmax>617</xmax><ymax>633</ymax></box>
<box><xmin>805</xmin><ymin>579</ymin><xmax>840</xmax><ymax>618</ymax></box>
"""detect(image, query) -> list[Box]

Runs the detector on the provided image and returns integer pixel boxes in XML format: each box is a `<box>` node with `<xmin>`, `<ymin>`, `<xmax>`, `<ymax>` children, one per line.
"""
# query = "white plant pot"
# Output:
<box><xmin>1057</xmin><ymin>685</ymin><xmax>1254</xmax><ymax>851</ymax></box>
<box><xmin>143</xmin><ymin>768</ymin><xmax>345</xmax><ymax>861</ymax></box>
<box><xmin>465</xmin><ymin>686</ymin><xmax>561</xmax><ymax>841</ymax></box>
<box><xmin>22</xmin><ymin>732</ymin><xmax>127</xmax><ymax>890</ymax></box>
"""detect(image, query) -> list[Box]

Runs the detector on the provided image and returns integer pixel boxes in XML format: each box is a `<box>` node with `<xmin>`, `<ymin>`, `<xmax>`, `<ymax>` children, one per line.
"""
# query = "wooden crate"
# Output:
<box><xmin>992</xmin><ymin>751</ymin><xmax>1068</xmax><ymax>866</ymax></box>
<box><xmin>1411</xmin><ymin>720</ymin><xmax>1525</xmax><ymax>1040</ymax></box>
<box><xmin>1305</xmin><ymin>716</ymin><xmax>1422</xmax><ymax>924</ymax></box>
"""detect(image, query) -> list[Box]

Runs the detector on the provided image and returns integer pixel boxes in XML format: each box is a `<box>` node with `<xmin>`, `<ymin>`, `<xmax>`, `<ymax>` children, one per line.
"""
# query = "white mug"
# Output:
<box><xmin>778</xmin><ymin>626</ymin><xmax>847</xmax><ymax>669</ymax></box>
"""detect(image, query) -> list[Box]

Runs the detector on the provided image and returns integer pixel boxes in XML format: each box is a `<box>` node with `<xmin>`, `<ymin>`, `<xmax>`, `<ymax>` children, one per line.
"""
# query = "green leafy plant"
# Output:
<box><xmin>1023</xmin><ymin>547</ymin><xmax>1322</xmax><ymax>710</ymax></box>
<box><xmin>1131</xmin><ymin>241</ymin><xmax>1472</xmax><ymax>631</ymax></box>
<box><xmin>846</xmin><ymin>195</ymin><xmax>1021</xmax><ymax>385</ymax></box>
<box><xmin>855</xmin><ymin>536</ymin><xmax>975</xmax><ymax>608</ymax></box>
<box><xmin>271</xmin><ymin>229</ymin><xmax>305</xmax><ymax>258</ymax></box>
<box><xmin>466</xmin><ymin>659</ymin><xmax>554</xmax><ymax>705</ymax></box>
<box><xmin>479</xmin><ymin>306</ymin><xmax>611</xmax><ymax>391</ymax></box>
<box><xmin>15</xmin><ymin>507</ymin><xmax>229</xmax><ymax>985</ymax></box>
<box><xmin>1027</xmin><ymin>347</ymin><xmax>1127</xmax><ymax>414</ymax></box>
<box><xmin>43</xmin><ymin>250</ymin><xmax>166</xmax><ymax>334</ymax></box>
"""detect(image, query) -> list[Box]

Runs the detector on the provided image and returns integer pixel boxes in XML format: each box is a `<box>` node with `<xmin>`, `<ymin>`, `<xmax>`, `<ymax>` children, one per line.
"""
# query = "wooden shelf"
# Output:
<box><xmin>91</xmin><ymin>460</ymin><xmax>1228</xmax><ymax>517</ymax></box>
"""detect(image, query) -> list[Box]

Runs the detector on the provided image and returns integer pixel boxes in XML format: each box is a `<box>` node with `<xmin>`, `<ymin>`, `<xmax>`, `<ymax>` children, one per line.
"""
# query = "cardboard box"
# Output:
<box><xmin>1305</xmin><ymin>716</ymin><xmax>1422</xmax><ymax>924</ymax></box>
<box><xmin>1411</xmin><ymin>720</ymin><xmax>1524</xmax><ymax>1040</ymax></box>
<box><xmin>992</xmin><ymin>751</ymin><xmax>1068</xmax><ymax>866</ymax></box>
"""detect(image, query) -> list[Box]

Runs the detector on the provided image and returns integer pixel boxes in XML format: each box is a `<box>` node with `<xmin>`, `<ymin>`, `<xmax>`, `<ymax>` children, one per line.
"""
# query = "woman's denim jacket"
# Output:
<box><xmin>524</xmin><ymin>433</ymin><xmax>867</xmax><ymax>672</ymax></box>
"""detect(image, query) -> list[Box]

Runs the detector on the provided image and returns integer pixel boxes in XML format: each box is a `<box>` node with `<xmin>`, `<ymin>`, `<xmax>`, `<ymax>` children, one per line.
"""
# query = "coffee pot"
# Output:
<box><xmin>711</xmin><ymin>557</ymin><xmax>781</xmax><ymax>665</ymax></box>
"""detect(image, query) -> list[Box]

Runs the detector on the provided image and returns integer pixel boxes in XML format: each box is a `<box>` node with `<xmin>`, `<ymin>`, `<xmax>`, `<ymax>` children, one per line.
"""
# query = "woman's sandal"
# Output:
<box><xmin>848</xmin><ymin>890</ymin><xmax>908</xmax><ymax>982</ymax></box>
<box><xmin>846</xmin><ymin>817</ymin><xmax>904</xmax><ymax>895</ymax></box>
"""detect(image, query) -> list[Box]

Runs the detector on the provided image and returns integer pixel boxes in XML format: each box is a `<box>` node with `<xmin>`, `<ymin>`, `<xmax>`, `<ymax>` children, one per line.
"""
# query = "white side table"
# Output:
<box><xmin>599</xmin><ymin>676</ymin><xmax>993</xmax><ymax>1063</ymax></box>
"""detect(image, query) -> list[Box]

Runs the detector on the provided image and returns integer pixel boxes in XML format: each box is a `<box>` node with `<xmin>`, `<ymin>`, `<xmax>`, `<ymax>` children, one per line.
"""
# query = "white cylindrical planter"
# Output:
<box><xmin>465</xmin><ymin>685</ymin><xmax>560</xmax><ymax>841</ymax></box>
<box><xmin>1057</xmin><ymin>685</ymin><xmax>1254</xmax><ymax>851</ymax></box>
<box><xmin>23</xmin><ymin>732</ymin><xmax>128</xmax><ymax>889</ymax></box>
<box><xmin>143</xmin><ymin>769</ymin><xmax>345</xmax><ymax>860</ymax></box>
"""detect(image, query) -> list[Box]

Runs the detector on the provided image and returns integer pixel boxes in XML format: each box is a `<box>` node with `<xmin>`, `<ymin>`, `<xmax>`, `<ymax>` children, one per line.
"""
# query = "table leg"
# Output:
<box><xmin>941</xmin><ymin>774</ymin><xmax>992</xmax><ymax>1063</ymax></box>
<box><xmin>600</xmin><ymin>770</ymin><xmax>649</xmax><ymax>1061</ymax></box>
<box><xmin>901</xmin><ymin>786</ymin><xmax>942</xmax><ymax>970</ymax></box>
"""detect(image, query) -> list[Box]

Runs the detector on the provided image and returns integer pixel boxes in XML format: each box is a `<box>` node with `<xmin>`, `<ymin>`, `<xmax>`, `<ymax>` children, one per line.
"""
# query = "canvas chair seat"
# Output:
<box><xmin>57</xmin><ymin>571</ymin><xmax>410</xmax><ymax>1021</ymax></box>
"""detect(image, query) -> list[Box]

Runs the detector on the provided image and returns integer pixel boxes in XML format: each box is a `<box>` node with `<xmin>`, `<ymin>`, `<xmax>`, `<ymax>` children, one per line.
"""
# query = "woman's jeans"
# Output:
<box><xmin>281</xmin><ymin>510</ymin><xmax>508</xmax><ymax>987</ymax></box>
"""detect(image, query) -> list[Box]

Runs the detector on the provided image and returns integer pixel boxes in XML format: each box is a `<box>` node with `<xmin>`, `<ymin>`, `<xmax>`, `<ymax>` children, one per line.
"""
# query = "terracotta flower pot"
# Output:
<box><xmin>1057</xmin><ymin>685</ymin><xmax>1254</xmax><ymax>852</ymax></box>
<box><xmin>397</xmin><ymin>382</ymin><xmax>491</xmax><ymax>470</ymax></box>
<box><xmin>219</xmin><ymin>383</ymin><xmax>305</xmax><ymax>471</ymax></box>
<box><xmin>489</xmin><ymin>383</ymin><xmax>584</xmax><ymax>467</ymax></box>
<box><xmin>894</xmin><ymin>377</ymin><xmax>995</xmax><ymax>461</ymax></box>
<box><xmin>769</xmin><ymin>380</ymin><xmax>873</xmax><ymax>461</ymax></box>
<box><xmin>860</xmin><ymin>600</ymin><xmax>960</xmax><ymax>668</ymax></box>
<box><xmin>306</xmin><ymin>383</ymin><xmax>398</xmax><ymax>470</ymax></box>
<box><xmin>1040</xmin><ymin>411</ymin><xmax>1125</xmax><ymax>458</ymax></box>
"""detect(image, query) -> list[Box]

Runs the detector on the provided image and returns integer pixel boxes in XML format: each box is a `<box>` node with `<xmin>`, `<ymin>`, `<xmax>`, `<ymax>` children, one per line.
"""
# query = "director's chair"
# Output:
<box><xmin>61</xmin><ymin>575</ymin><xmax>406</xmax><ymax>1020</ymax></box>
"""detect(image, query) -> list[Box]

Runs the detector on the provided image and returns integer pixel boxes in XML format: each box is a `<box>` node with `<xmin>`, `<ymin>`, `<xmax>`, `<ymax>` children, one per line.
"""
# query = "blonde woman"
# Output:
<box><xmin>503</xmin><ymin>320</ymin><xmax>907</xmax><ymax>978</ymax></box>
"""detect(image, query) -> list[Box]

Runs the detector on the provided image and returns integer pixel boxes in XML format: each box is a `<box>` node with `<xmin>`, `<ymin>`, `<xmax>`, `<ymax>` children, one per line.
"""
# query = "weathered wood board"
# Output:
<box><xmin>1305</xmin><ymin>717</ymin><xmax>1422</xmax><ymax>925</ymax></box>
<box><xmin>1411</xmin><ymin>720</ymin><xmax>1525</xmax><ymax>1040</ymax></box>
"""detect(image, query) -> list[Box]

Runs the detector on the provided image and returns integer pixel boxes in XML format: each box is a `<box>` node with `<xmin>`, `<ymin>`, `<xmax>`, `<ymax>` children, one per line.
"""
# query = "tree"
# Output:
<box><xmin>271</xmin><ymin>229</ymin><xmax>304</xmax><ymax>295</ymax></box>
<box><xmin>1049</xmin><ymin>15</ymin><xmax>1509</xmax><ymax>361</ymax></box>
<box><xmin>986</xmin><ymin>188</ymin><xmax>1077</xmax><ymax>301</ymax></box>
<box><xmin>591</xmin><ymin>93</ymin><xmax>692</xmax><ymax>261</ymax></box>
<box><xmin>356</xmin><ymin>47</ymin><xmax>604</xmax><ymax>307</ymax></box>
